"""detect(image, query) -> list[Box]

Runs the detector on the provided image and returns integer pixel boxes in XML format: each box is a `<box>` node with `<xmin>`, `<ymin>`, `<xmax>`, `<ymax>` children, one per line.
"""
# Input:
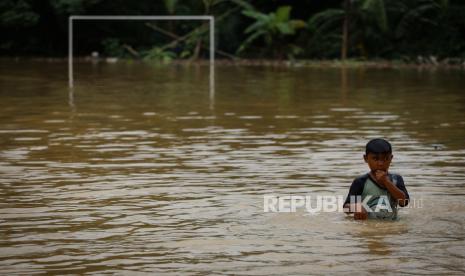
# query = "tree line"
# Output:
<box><xmin>1</xmin><ymin>0</ymin><xmax>464</xmax><ymax>62</ymax></box>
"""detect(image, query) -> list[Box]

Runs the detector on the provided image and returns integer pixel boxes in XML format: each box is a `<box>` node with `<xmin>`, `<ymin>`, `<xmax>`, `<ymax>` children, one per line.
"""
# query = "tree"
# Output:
<box><xmin>238</xmin><ymin>5</ymin><xmax>306</xmax><ymax>59</ymax></box>
<box><xmin>0</xmin><ymin>0</ymin><xmax>39</xmax><ymax>53</ymax></box>
<box><xmin>309</xmin><ymin>0</ymin><xmax>389</xmax><ymax>59</ymax></box>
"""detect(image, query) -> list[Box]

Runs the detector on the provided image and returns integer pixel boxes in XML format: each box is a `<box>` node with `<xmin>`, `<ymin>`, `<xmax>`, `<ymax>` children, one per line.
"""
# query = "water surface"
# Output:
<box><xmin>1</xmin><ymin>60</ymin><xmax>464</xmax><ymax>274</ymax></box>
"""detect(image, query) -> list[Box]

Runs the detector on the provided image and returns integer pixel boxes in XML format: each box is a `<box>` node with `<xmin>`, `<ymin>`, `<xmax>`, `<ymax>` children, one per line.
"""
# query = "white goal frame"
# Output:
<box><xmin>68</xmin><ymin>15</ymin><xmax>215</xmax><ymax>88</ymax></box>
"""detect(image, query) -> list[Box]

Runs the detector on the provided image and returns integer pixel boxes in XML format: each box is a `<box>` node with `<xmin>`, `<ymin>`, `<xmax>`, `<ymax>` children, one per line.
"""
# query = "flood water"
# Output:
<box><xmin>1</xmin><ymin>60</ymin><xmax>464</xmax><ymax>274</ymax></box>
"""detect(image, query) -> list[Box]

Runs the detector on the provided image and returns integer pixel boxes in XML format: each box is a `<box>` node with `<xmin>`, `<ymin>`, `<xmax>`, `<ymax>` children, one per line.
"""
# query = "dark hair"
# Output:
<box><xmin>366</xmin><ymin>138</ymin><xmax>392</xmax><ymax>154</ymax></box>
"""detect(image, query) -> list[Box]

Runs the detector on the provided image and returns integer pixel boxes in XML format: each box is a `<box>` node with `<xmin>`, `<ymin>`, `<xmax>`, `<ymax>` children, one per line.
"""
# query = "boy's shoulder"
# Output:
<box><xmin>353</xmin><ymin>173</ymin><xmax>370</xmax><ymax>182</ymax></box>
<box><xmin>388</xmin><ymin>172</ymin><xmax>403</xmax><ymax>177</ymax></box>
<box><xmin>351</xmin><ymin>173</ymin><xmax>370</xmax><ymax>186</ymax></box>
<box><xmin>388</xmin><ymin>172</ymin><xmax>404</xmax><ymax>184</ymax></box>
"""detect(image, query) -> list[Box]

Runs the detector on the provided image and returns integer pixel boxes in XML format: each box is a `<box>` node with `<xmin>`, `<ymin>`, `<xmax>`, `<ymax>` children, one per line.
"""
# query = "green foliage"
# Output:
<box><xmin>48</xmin><ymin>0</ymin><xmax>103</xmax><ymax>16</ymax></box>
<box><xmin>308</xmin><ymin>9</ymin><xmax>345</xmax><ymax>35</ymax></box>
<box><xmin>0</xmin><ymin>0</ymin><xmax>38</xmax><ymax>27</ymax></box>
<box><xmin>394</xmin><ymin>0</ymin><xmax>449</xmax><ymax>39</ymax></box>
<box><xmin>360</xmin><ymin>0</ymin><xmax>388</xmax><ymax>32</ymax></box>
<box><xmin>50</xmin><ymin>0</ymin><xmax>85</xmax><ymax>14</ymax></box>
<box><xmin>163</xmin><ymin>0</ymin><xmax>178</xmax><ymax>14</ymax></box>
<box><xmin>389</xmin><ymin>0</ymin><xmax>465</xmax><ymax>58</ymax></box>
<box><xmin>0</xmin><ymin>0</ymin><xmax>465</xmax><ymax>59</ymax></box>
<box><xmin>308</xmin><ymin>0</ymin><xmax>390</xmax><ymax>57</ymax></box>
<box><xmin>353</xmin><ymin>0</ymin><xmax>390</xmax><ymax>56</ymax></box>
<box><xmin>238</xmin><ymin>6</ymin><xmax>306</xmax><ymax>58</ymax></box>
<box><xmin>143</xmin><ymin>47</ymin><xmax>176</xmax><ymax>63</ymax></box>
<box><xmin>101</xmin><ymin>38</ymin><xmax>125</xmax><ymax>57</ymax></box>
<box><xmin>201</xmin><ymin>0</ymin><xmax>253</xmax><ymax>14</ymax></box>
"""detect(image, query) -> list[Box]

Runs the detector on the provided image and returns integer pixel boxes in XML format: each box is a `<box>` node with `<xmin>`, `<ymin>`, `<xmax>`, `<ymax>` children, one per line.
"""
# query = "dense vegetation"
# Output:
<box><xmin>1</xmin><ymin>0</ymin><xmax>465</xmax><ymax>62</ymax></box>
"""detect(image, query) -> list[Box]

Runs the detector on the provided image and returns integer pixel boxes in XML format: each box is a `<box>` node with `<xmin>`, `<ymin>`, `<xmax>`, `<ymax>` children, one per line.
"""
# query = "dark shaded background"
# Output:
<box><xmin>1</xmin><ymin>0</ymin><xmax>464</xmax><ymax>60</ymax></box>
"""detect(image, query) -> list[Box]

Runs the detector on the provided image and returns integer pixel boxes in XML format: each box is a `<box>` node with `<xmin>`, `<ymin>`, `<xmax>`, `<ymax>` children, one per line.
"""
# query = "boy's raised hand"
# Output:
<box><xmin>372</xmin><ymin>170</ymin><xmax>408</xmax><ymax>204</ymax></box>
<box><xmin>371</xmin><ymin>170</ymin><xmax>390</xmax><ymax>187</ymax></box>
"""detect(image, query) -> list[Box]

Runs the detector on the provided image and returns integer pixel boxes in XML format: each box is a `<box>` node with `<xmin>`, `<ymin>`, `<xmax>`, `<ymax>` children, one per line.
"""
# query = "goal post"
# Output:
<box><xmin>68</xmin><ymin>15</ymin><xmax>215</xmax><ymax>88</ymax></box>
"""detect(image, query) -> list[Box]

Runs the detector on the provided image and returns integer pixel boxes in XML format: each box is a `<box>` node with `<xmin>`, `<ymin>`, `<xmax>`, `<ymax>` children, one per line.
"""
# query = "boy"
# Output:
<box><xmin>344</xmin><ymin>138</ymin><xmax>410</xmax><ymax>220</ymax></box>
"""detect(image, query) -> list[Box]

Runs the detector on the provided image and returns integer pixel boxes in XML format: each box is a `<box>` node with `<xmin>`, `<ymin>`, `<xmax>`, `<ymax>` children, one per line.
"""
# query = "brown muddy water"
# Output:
<box><xmin>0</xmin><ymin>60</ymin><xmax>464</xmax><ymax>275</ymax></box>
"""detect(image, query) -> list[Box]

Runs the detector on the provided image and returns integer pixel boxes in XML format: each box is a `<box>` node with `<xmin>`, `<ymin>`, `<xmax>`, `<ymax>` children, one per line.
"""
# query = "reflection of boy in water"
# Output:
<box><xmin>344</xmin><ymin>138</ymin><xmax>410</xmax><ymax>220</ymax></box>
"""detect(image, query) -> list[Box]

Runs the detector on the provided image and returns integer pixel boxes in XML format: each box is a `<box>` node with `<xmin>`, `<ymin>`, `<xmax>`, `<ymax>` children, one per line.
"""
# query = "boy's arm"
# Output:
<box><xmin>343</xmin><ymin>177</ymin><xmax>365</xmax><ymax>215</ymax></box>
<box><xmin>372</xmin><ymin>171</ymin><xmax>409</xmax><ymax>206</ymax></box>
<box><xmin>346</xmin><ymin>203</ymin><xmax>368</xmax><ymax>219</ymax></box>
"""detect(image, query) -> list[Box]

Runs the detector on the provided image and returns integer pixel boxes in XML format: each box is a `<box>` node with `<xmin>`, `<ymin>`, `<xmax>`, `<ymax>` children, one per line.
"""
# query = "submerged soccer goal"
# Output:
<box><xmin>68</xmin><ymin>15</ymin><xmax>215</xmax><ymax>88</ymax></box>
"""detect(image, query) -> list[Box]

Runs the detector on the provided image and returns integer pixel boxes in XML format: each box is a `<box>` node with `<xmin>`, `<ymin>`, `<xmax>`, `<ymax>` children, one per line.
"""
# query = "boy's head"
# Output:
<box><xmin>363</xmin><ymin>138</ymin><xmax>393</xmax><ymax>173</ymax></box>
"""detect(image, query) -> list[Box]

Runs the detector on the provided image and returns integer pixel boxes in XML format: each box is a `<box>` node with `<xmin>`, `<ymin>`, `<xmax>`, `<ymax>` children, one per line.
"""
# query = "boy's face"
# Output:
<box><xmin>364</xmin><ymin>152</ymin><xmax>393</xmax><ymax>173</ymax></box>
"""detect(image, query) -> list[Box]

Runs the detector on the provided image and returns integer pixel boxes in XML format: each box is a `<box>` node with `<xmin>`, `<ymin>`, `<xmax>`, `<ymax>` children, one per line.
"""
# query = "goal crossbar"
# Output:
<box><xmin>68</xmin><ymin>15</ymin><xmax>215</xmax><ymax>88</ymax></box>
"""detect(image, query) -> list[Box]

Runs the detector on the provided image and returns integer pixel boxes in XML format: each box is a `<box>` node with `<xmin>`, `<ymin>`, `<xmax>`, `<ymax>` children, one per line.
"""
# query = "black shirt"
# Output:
<box><xmin>343</xmin><ymin>173</ymin><xmax>410</xmax><ymax>206</ymax></box>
